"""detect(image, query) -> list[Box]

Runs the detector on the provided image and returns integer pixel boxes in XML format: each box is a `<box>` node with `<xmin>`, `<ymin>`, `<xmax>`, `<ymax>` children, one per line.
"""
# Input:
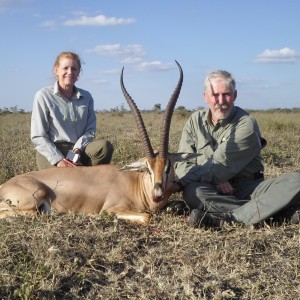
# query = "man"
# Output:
<box><xmin>168</xmin><ymin>70</ymin><xmax>300</xmax><ymax>227</ymax></box>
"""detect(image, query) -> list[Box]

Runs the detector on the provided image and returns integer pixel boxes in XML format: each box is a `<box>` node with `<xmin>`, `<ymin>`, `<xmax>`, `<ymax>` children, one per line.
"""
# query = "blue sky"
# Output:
<box><xmin>0</xmin><ymin>0</ymin><xmax>299</xmax><ymax>111</ymax></box>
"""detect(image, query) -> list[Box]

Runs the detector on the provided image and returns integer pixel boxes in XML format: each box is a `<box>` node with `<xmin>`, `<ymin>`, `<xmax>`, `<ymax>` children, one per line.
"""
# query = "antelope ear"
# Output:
<box><xmin>168</xmin><ymin>152</ymin><xmax>202</xmax><ymax>163</ymax></box>
<box><xmin>119</xmin><ymin>161</ymin><xmax>148</xmax><ymax>172</ymax></box>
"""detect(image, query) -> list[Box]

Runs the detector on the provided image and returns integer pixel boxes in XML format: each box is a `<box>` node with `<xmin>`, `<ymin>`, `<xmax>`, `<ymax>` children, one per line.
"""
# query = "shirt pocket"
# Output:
<box><xmin>76</xmin><ymin>105</ymin><xmax>88</xmax><ymax>119</ymax></box>
<box><xmin>195</xmin><ymin>134</ymin><xmax>211</xmax><ymax>152</ymax></box>
<box><xmin>196</xmin><ymin>139</ymin><xmax>212</xmax><ymax>164</ymax></box>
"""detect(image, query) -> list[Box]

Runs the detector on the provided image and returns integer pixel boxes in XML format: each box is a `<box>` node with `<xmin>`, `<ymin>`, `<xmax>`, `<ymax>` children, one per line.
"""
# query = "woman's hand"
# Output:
<box><xmin>56</xmin><ymin>160</ymin><xmax>73</xmax><ymax>167</ymax></box>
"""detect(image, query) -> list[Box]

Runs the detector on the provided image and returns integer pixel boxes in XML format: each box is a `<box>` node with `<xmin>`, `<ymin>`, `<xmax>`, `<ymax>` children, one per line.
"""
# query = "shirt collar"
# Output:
<box><xmin>219</xmin><ymin>106</ymin><xmax>237</xmax><ymax>126</ymax></box>
<box><xmin>53</xmin><ymin>81</ymin><xmax>81</xmax><ymax>100</ymax></box>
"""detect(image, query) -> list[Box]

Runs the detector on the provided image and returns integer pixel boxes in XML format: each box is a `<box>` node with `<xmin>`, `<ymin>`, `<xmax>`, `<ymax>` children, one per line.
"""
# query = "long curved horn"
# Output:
<box><xmin>120</xmin><ymin>67</ymin><xmax>155</xmax><ymax>159</ymax></box>
<box><xmin>159</xmin><ymin>60</ymin><xmax>183</xmax><ymax>158</ymax></box>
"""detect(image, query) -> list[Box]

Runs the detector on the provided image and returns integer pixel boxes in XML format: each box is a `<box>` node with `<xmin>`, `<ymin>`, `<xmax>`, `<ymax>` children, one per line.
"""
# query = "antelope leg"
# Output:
<box><xmin>0</xmin><ymin>176</ymin><xmax>50</xmax><ymax>218</ymax></box>
<box><xmin>107</xmin><ymin>208</ymin><xmax>151</xmax><ymax>224</ymax></box>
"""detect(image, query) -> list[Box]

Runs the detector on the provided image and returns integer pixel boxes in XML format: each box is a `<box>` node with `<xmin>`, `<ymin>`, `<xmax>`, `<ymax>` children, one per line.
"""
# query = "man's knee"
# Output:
<box><xmin>183</xmin><ymin>182</ymin><xmax>206</xmax><ymax>210</ymax></box>
<box><xmin>289</xmin><ymin>172</ymin><xmax>300</xmax><ymax>183</ymax></box>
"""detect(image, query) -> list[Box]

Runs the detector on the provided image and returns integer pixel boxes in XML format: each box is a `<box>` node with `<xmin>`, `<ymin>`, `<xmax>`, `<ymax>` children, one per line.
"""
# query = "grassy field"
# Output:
<box><xmin>0</xmin><ymin>110</ymin><xmax>300</xmax><ymax>299</ymax></box>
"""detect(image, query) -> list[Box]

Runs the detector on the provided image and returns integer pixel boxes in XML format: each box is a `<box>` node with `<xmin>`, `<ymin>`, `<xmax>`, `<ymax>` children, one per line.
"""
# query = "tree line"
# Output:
<box><xmin>1</xmin><ymin>104</ymin><xmax>300</xmax><ymax>115</ymax></box>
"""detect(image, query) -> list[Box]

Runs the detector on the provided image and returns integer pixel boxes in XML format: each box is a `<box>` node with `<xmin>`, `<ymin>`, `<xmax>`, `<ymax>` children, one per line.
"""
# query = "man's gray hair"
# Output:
<box><xmin>204</xmin><ymin>70</ymin><xmax>236</xmax><ymax>92</ymax></box>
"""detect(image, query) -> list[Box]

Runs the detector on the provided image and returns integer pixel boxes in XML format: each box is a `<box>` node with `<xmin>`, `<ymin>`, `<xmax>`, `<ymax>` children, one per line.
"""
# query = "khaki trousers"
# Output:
<box><xmin>183</xmin><ymin>172</ymin><xmax>300</xmax><ymax>225</ymax></box>
<box><xmin>36</xmin><ymin>140</ymin><xmax>114</xmax><ymax>170</ymax></box>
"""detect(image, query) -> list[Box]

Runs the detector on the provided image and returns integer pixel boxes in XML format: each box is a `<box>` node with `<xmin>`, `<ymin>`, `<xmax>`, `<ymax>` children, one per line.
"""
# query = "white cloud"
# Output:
<box><xmin>103</xmin><ymin>69</ymin><xmax>120</xmax><ymax>75</ymax></box>
<box><xmin>91</xmin><ymin>79</ymin><xmax>110</xmax><ymax>86</ymax></box>
<box><xmin>86</xmin><ymin>44</ymin><xmax>175</xmax><ymax>72</ymax></box>
<box><xmin>135</xmin><ymin>61</ymin><xmax>175</xmax><ymax>72</ymax></box>
<box><xmin>255</xmin><ymin>47</ymin><xmax>300</xmax><ymax>63</ymax></box>
<box><xmin>237</xmin><ymin>77</ymin><xmax>272</xmax><ymax>94</ymax></box>
<box><xmin>86</xmin><ymin>44</ymin><xmax>146</xmax><ymax>63</ymax></box>
<box><xmin>0</xmin><ymin>0</ymin><xmax>30</xmax><ymax>11</ymax></box>
<box><xmin>0</xmin><ymin>0</ymin><xmax>29</xmax><ymax>5</ymax></box>
<box><xmin>40</xmin><ymin>20</ymin><xmax>57</xmax><ymax>29</ymax></box>
<box><xmin>63</xmin><ymin>14</ymin><xmax>135</xmax><ymax>26</ymax></box>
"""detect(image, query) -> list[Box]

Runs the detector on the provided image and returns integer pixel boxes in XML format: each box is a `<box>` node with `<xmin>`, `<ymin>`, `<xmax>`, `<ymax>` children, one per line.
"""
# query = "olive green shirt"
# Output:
<box><xmin>175</xmin><ymin>106</ymin><xmax>264</xmax><ymax>186</ymax></box>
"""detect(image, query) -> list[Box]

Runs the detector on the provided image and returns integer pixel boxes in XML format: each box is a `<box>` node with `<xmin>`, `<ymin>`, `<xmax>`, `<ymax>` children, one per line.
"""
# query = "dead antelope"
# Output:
<box><xmin>0</xmin><ymin>61</ymin><xmax>195</xmax><ymax>224</ymax></box>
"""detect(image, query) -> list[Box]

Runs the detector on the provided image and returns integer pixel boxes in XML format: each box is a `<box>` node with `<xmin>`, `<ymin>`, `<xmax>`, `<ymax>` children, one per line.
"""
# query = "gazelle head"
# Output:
<box><xmin>120</xmin><ymin>61</ymin><xmax>184</xmax><ymax>202</ymax></box>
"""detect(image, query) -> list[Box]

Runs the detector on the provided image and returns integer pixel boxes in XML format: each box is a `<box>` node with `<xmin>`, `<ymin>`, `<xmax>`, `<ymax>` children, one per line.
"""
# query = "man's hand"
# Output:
<box><xmin>216</xmin><ymin>181</ymin><xmax>235</xmax><ymax>195</ymax></box>
<box><xmin>167</xmin><ymin>182</ymin><xmax>182</xmax><ymax>194</ymax></box>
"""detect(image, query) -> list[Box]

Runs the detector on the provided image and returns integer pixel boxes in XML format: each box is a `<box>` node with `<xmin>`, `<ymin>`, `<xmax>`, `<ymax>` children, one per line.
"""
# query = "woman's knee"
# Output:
<box><xmin>36</xmin><ymin>152</ymin><xmax>54</xmax><ymax>170</ymax></box>
<box><xmin>85</xmin><ymin>140</ymin><xmax>114</xmax><ymax>165</ymax></box>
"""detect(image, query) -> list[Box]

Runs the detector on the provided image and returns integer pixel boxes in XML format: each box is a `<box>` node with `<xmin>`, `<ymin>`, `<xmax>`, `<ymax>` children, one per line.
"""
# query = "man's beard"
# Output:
<box><xmin>213</xmin><ymin>104</ymin><xmax>232</xmax><ymax>120</ymax></box>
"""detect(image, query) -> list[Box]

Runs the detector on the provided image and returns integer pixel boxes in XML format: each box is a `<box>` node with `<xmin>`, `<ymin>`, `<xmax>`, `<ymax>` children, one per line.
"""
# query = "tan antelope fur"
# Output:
<box><xmin>0</xmin><ymin>61</ymin><xmax>195</xmax><ymax>224</ymax></box>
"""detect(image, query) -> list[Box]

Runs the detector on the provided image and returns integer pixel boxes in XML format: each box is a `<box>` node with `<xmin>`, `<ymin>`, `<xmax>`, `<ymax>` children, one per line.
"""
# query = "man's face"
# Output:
<box><xmin>204</xmin><ymin>79</ymin><xmax>237</xmax><ymax>122</ymax></box>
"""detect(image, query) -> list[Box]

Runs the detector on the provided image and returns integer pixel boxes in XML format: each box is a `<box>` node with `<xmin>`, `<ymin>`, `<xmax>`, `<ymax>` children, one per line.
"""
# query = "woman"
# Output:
<box><xmin>31</xmin><ymin>51</ymin><xmax>113</xmax><ymax>170</ymax></box>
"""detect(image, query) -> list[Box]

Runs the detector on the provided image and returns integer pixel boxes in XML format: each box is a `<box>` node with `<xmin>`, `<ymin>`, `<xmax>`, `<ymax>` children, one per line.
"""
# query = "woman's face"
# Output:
<box><xmin>54</xmin><ymin>57</ymin><xmax>80</xmax><ymax>88</ymax></box>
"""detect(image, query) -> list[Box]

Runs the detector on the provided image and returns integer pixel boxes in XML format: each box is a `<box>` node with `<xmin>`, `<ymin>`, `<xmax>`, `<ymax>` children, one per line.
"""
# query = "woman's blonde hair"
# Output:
<box><xmin>53</xmin><ymin>51</ymin><xmax>83</xmax><ymax>72</ymax></box>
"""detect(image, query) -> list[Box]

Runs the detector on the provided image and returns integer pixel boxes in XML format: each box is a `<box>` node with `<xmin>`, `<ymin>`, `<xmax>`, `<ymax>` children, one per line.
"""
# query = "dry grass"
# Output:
<box><xmin>0</xmin><ymin>110</ymin><xmax>300</xmax><ymax>299</ymax></box>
